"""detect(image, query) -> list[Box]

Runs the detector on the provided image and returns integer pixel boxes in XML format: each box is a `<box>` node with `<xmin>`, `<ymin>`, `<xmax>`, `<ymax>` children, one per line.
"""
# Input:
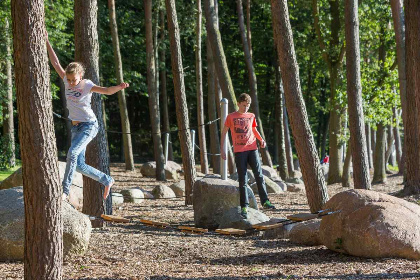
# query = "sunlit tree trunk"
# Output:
<box><xmin>372</xmin><ymin>124</ymin><xmax>387</xmax><ymax>184</ymax></box>
<box><xmin>108</xmin><ymin>0</ymin><xmax>134</xmax><ymax>171</ymax></box>
<box><xmin>344</xmin><ymin>0</ymin><xmax>371</xmax><ymax>189</ymax></box>
<box><xmin>75</xmin><ymin>0</ymin><xmax>112</xmax><ymax>226</ymax></box>
<box><xmin>236</xmin><ymin>0</ymin><xmax>272</xmax><ymax>167</ymax></box>
<box><xmin>11</xmin><ymin>0</ymin><xmax>63</xmax><ymax>278</ymax></box>
<box><xmin>165</xmin><ymin>0</ymin><xmax>197</xmax><ymax>205</ymax></box>
<box><xmin>393</xmin><ymin>107</ymin><xmax>403</xmax><ymax>171</ymax></box>
<box><xmin>271</xmin><ymin>0</ymin><xmax>328</xmax><ymax>212</ymax></box>
<box><xmin>145</xmin><ymin>0</ymin><xmax>166</xmax><ymax>181</ymax></box>
<box><xmin>283</xmin><ymin>104</ymin><xmax>294</xmax><ymax>176</ymax></box>
<box><xmin>196</xmin><ymin>0</ymin><xmax>209</xmax><ymax>174</ymax></box>
<box><xmin>342</xmin><ymin>141</ymin><xmax>352</xmax><ymax>188</ymax></box>
<box><xmin>2</xmin><ymin>18</ymin><xmax>15</xmax><ymax>168</ymax></box>
<box><xmin>365</xmin><ymin>123</ymin><xmax>373</xmax><ymax>168</ymax></box>
<box><xmin>275</xmin><ymin>63</ymin><xmax>288</xmax><ymax>180</ymax></box>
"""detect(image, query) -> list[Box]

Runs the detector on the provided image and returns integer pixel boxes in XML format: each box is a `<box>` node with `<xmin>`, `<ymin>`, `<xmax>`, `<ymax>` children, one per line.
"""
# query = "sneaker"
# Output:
<box><xmin>263</xmin><ymin>200</ymin><xmax>276</xmax><ymax>209</ymax></box>
<box><xmin>240</xmin><ymin>206</ymin><xmax>248</xmax><ymax>219</ymax></box>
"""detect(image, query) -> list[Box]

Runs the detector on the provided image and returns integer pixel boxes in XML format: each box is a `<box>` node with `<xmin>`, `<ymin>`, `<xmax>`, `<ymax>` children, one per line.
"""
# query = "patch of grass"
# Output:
<box><xmin>0</xmin><ymin>164</ymin><xmax>21</xmax><ymax>182</ymax></box>
<box><xmin>387</xmin><ymin>165</ymin><xmax>399</xmax><ymax>172</ymax></box>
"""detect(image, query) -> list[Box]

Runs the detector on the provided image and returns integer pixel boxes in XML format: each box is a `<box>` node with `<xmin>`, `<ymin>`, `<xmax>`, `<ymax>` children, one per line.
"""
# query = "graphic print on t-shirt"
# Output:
<box><xmin>67</xmin><ymin>88</ymin><xmax>83</xmax><ymax>102</ymax></box>
<box><xmin>233</xmin><ymin>117</ymin><xmax>251</xmax><ymax>146</ymax></box>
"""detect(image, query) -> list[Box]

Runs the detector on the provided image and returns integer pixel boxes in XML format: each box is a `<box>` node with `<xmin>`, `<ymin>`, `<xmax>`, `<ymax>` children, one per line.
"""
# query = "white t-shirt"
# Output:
<box><xmin>63</xmin><ymin>76</ymin><xmax>96</xmax><ymax>122</ymax></box>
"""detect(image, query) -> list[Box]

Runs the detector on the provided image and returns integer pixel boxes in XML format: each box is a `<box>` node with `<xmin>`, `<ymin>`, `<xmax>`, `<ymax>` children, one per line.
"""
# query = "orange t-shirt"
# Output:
<box><xmin>224</xmin><ymin>111</ymin><xmax>257</xmax><ymax>153</ymax></box>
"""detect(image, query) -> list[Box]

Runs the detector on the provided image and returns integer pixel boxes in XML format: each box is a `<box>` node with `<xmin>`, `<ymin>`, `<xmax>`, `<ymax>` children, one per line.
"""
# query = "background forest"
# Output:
<box><xmin>0</xmin><ymin>0</ymin><xmax>399</xmax><ymax>175</ymax></box>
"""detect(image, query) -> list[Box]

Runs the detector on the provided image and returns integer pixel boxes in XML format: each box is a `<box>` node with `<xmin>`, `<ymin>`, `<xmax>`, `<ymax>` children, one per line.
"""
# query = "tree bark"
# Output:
<box><xmin>283</xmin><ymin>104</ymin><xmax>294</xmax><ymax>176</ymax></box>
<box><xmin>165</xmin><ymin>0</ymin><xmax>197</xmax><ymax>205</ymax></box>
<box><xmin>245</xmin><ymin>0</ymin><xmax>252</xmax><ymax>58</ymax></box>
<box><xmin>145</xmin><ymin>0</ymin><xmax>166</xmax><ymax>181</ymax></box>
<box><xmin>2</xmin><ymin>18</ymin><xmax>15</xmax><ymax>168</ymax></box>
<box><xmin>203</xmin><ymin>0</ymin><xmax>238</xmax><ymax>112</ymax></box>
<box><xmin>275</xmin><ymin>64</ymin><xmax>288</xmax><ymax>180</ymax></box>
<box><xmin>342</xmin><ymin>141</ymin><xmax>352</xmax><ymax>188</ymax></box>
<box><xmin>75</xmin><ymin>0</ymin><xmax>112</xmax><ymax>226</ymax></box>
<box><xmin>108</xmin><ymin>0</ymin><xmax>135</xmax><ymax>171</ymax></box>
<box><xmin>385</xmin><ymin>124</ymin><xmax>395</xmax><ymax>168</ymax></box>
<box><xmin>196</xmin><ymin>0</ymin><xmax>209</xmax><ymax>174</ymax></box>
<box><xmin>11</xmin><ymin>0</ymin><xmax>63</xmax><ymax>278</ymax></box>
<box><xmin>58</xmin><ymin>78</ymin><xmax>72</xmax><ymax>151</ymax></box>
<box><xmin>390</xmin><ymin>0</ymin><xmax>407</xmax><ymax>177</ymax></box>
<box><xmin>393</xmin><ymin>107</ymin><xmax>403</xmax><ymax>171</ymax></box>
<box><xmin>365</xmin><ymin>123</ymin><xmax>373</xmax><ymax>169</ymax></box>
<box><xmin>371</xmin><ymin>126</ymin><xmax>376</xmax><ymax>160</ymax></box>
<box><xmin>372</xmin><ymin>123</ymin><xmax>387</xmax><ymax>184</ymax></box>
<box><xmin>236</xmin><ymin>0</ymin><xmax>272</xmax><ymax>167</ymax></box>
<box><xmin>159</xmin><ymin>6</ymin><xmax>174</xmax><ymax>161</ymax></box>
<box><xmin>403</xmin><ymin>0</ymin><xmax>420</xmax><ymax>194</ymax></box>
<box><xmin>271</xmin><ymin>0</ymin><xmax>329</xmax><ymax>212</ymax></box>
<box><xmin>206</xmin><ymin>28</ymin><xmax>221</xmax><ymax>174</ymax></box>
<box><xmin>344</xmin><ymin>0</ymin><xmax>371</xmax><ymax>190</ymax></box>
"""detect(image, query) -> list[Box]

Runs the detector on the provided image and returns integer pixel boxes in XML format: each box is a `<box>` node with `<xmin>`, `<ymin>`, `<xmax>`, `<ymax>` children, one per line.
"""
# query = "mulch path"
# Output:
<box><xmin>1</xmin><ymin>163</ymin><xmax>420</xmax><ymax>280</ymax></box>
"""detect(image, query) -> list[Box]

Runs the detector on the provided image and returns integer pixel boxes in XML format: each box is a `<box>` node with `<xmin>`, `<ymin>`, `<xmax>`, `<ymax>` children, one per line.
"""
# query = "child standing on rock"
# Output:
<box><xmin>220</xmin><ymin>93</ymin><xmax>275</xmax><ymax>219</ymax></box>
<box><xmin>46</xmin><ymin>33</ymin><xmax>129</xmax><ymax>201</ymax></box>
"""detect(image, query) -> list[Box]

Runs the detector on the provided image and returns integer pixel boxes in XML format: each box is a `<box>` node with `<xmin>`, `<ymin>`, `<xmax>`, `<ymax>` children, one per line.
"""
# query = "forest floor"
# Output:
<box><xmin>1</xmin><ymin>163</ymin><xmax>420</xmax><ymax>280</ymax></box>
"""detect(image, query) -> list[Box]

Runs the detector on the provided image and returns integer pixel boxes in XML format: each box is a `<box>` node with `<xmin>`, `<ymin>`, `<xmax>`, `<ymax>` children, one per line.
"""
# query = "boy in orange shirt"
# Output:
<box><xmin>221</xmin><ymin>93</ymin><xmax>275</xmax><ymax>219</ymax></box>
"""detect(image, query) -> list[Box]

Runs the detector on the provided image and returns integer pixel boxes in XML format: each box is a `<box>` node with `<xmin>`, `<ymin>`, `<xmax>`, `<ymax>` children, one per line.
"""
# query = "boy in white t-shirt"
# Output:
<box><xmin>46</xmin><ymin>33</ymin><xmax>129</xmax><ymax>201</ymax></box>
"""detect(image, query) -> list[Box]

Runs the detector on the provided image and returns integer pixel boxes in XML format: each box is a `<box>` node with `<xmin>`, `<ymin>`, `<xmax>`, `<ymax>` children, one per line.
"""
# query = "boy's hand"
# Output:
<box><xmin>260</xmin><ymin>139</ymin><xmax>266</xmax><ymax>148</ymax></box>
<box><xmin>120</xmin><ymin>82</ymin><xmax>129</xmax><ymax>89</ymax></box>
<box><xmin>221</xmin><ymin>149</ymin><xmax>226</xmax><ymax>160</ymax></box>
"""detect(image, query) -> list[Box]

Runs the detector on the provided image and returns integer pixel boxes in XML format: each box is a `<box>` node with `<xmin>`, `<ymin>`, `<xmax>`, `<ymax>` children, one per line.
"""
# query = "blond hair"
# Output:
<box><xmin>65</xmin><ymin>62</ymin><xmax>85</xmax><ymax>76</ymax></box>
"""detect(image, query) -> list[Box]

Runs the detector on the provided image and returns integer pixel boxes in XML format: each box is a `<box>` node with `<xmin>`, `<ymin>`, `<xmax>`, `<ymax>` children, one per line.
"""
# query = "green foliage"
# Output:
<box><xmin>0</xmin><ymin>135</ymin><xmax>18</xmax><ymax>170</ymax></box>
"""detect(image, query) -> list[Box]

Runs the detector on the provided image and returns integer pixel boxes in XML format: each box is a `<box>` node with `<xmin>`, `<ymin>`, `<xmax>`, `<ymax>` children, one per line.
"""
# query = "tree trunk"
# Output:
<box><xmin>365</xmin><ymin>123</ymin><xmax>373</xmax><ymax>168</ymax></box>
<box><xmin>2</xmin><ymin>18</ymin><xmax>15</xmax><ymax>168</ymax></box>
<box><xmin>403</xmin><ymin>0</ymin><xmax>420</xmax><ymax>194</ymax></box>
<box><xmin>385</xmin><ymin>124</ymin><xmax>395</xmax><ymax>168</ymax></box>
<box><xmin>393</xmin><ymin>107</ymin><xmax>403</xmax><ymax>171</ymax></box>
<box><xmin>206</xmin><ymin>32</ymin><xmax>221</xmax><ymax>174</ymax></box>
<box><xmin>275</xmin><ymin>64</ymin><xmax>288</xmax><ymax>180</ymax></box>
<box><xmin>196</xmin><ymin>0</ymin><xmax>209</xmax><ymax>174</ymax></box>
<box><xmin>371</xmin><ymin>127</ymin><xmax>376</xmax><ymax>159</ymax></box>
<box><xmin>11</xmin><ymin>0</ymin><xmax>63</xmax><ymax>278</ymax></box>
<box><xmin>271</xmin><ymin>0</ymin><xmax>329</xmax><ymax>212</ymax></box>
<box><xmin>203</xmin><ymin>0</ymin><xmax>238</xmax><ymax>112</ymax></box>
<box><xmin>108</xmin><ymin>0</ymin><xmax>135</xmax><ymax>171</ymax></box>
<box><xmin>145</xmin><ymin>0</ymin><xmax>166</xmax><ymax>181</ymax></box>
<box><xmin>283</xmin><ymin>104</ymin><xmax>294</xmax><ymax>176</ymax></box>
<box><xmin>245</xmin><ymin>0</ymin><xmax>252</xmax><ymax>58</ymax></box>
<box><xmin>344</xmin><ymin>0</ymin><xmax>371</xmax><ymax>190</ymax></box>
<box><xmin>75</xmin><ymin>0</ymin><xmax>112</xmax><ymax>226</ymax></box>
<box><xmin>372</xmin><ymin>123</ymin><xmax>387</xmax><ymax>184</ymax></box>
<box><xmin>159</xmin><ymin>6</ymin><xmax>174</xmax><ymax>161</ymax></box>
<box><xmin>236</xmin><ymin>0</ymin><xmax>272</xmax><ymax>167</ymax></box>
<box><xmin>58</xmin><ymin>78</ymin><xmax>72</xmax><ymax>151</ymax></box>
<box><xmin>342</xmin><ymin>141</ymin><xmax>352</xmax><ymax>188</ymax></box>
<box><xmin>390</xmin><ymin>0</ymin><xmax>407</xmax><ymax>178</ymax></box>
<box><xmin>165</xmin><ymin>0</ymin><xmax>197</xmax><ymax>205</ymax></box>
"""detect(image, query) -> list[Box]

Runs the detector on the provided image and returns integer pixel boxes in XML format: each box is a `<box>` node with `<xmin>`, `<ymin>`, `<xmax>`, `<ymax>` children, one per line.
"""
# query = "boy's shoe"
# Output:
<box><xmin>263</xmin><ymin>200</ymin><xmax>276</xmax><ymax>209</ymax></box>
<box><xmin>240</xmin><ymin>206</ymin><xmax>248</xmax><ymax>219</ymax></box>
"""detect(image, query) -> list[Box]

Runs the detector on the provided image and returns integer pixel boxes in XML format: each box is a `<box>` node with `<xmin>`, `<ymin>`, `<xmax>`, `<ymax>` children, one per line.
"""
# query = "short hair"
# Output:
<box><xmin>238</xmin><ymin>93</ymin><xmax>251</xmax><ymax>103</ymax></box>
<box><xmin>65</xmin><ymin>62</ymin><xmax>85</xmax><ymax>76</ymax></box>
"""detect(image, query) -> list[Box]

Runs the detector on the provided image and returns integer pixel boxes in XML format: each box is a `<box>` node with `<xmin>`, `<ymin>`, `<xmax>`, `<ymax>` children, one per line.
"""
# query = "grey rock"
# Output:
<box><xmin>120</xmin><ymin>188</ymin><xmax>144</xmax><ymax>203</ymax></box>
<box><xmin>152</xmin><ymin>185</ymin><xmax>176</xmax><ymax>199</ymax></box>
<box><xmin>218</xmin><ymin>207</ymin><xmax>270</xmax><ymax>230</ymax></box>
<box><xmin>169</xmin><ymin>181</ymin><xmax>185</xmax><ymax>197</ymax></box>
<box><xmin>112</xmin><ymin>192</ymin><xmax>124</xmax><ymax>205</ymax></box>
<box><xmin>140</xmin><ymin>161</ymin><xmax>181</xmax><ymax>180</ymax></box>
<box><xmin>261</xmin><ymin>165</ymin><xmax>278</xmax><ymax>179</ymax></box>
<box><xmin>289</xmin><ymin>219</ymin><xmax>322</xmax><ymax>246</ymax></box>
<box><xmin>250</xmin><ymin>176</ymin><xmax>283</xmax><ymax>194</ymax></box>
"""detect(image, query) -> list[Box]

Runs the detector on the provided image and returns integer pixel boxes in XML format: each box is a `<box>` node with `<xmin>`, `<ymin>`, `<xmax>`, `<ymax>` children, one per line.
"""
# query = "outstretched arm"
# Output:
<box><xmin>252</xmin><ymin>127</ymin><xmax>266</xmax><ymax>148</ymax></box>
<box><xmin>92</xmin><ymin>83</ymin><xmax>129</xmax><ymax>95</ymax></box>
<box><xmin>46</xmin><ymin>36</ymin><xmax>65</xmax><ymax>79</ymax></box>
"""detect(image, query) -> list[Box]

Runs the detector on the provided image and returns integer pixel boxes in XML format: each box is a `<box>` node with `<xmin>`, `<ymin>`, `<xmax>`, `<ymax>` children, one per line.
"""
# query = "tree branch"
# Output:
<box><xmin>312</xmin><ymin>0</ymin><xmax>330</xmax><ymax>67</ymax></box>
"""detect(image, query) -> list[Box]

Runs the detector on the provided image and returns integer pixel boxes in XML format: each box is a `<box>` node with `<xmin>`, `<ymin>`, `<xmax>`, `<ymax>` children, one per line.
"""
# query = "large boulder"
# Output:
<box><xmin>261</xmin><ymin>165</ymin><xmax>278</xmax><ymax>179</ymax></box>
<box><xmin>0</xmin><ymin>187</ymin><xmax>92</xmax><ymax>261</ymax></box>
<box><xmin>68</xmin><ymin>185</ymin><xmax>83</xmax><ymax>210</ymax></box>
<box><xmin>140</xmin><ymin>161</ymin><xmax>180</xmax><ymax>180</ymax></box>
<box><xmin>229</xmin><ymin>170</ymin><xmax>255</xmax><ymax>184</ymax></box>
<box><xmin>287</xmin><ymin>183</ymin><xmax>305</xmax><ymax>193</ymax></box>
<box><xmin>320</xmin><ymin>189</ymin><xmax>420</xmax><ymax>259</ymax></box>
<box><xmin>169</xmin><ymin>181</ymin><xmax>185</xmax><ymax>197</ymax></box>
<box><xmin>217</xmin><ymin>207</ymin><xmax>269</xmax><ymax>230</ymax></box>
<box><xmin>193</xmin><ymin>175</ymin><xmax>258</xmax><ymax>229</ymax></box>
<box><xmin>262</xmin><ymin>219</ymin><xmax>297</xmax><ymax>239</ymax></box>
<box><xmin>152</xmin><ymin>185</ymin><xmax>176</xmax><ymax>198</ymax></box>
<box><xmin>289</xmin><ymin>219</ymin><xmax>322</xmax><ymax>246</ymax></box>
<box><xmin>121</xmin><ymin>188</ymin><xmax>144</xmax><ymax>203</ymax></box>
<box><xmin>250</xmin><ymin>175</ymin><xmax>283</xmax><ymax>194</ymax></box>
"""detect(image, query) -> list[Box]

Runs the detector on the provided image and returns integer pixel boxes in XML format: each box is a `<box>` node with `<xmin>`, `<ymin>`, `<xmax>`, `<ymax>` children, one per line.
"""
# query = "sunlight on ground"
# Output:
<box><xmin>0</xmin><ymin>164</ymin><xmax>21</xmax><ymax>182</ymax></box>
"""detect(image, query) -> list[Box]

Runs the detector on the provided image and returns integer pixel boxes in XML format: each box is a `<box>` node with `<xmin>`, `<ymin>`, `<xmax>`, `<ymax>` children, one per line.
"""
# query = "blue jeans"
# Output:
<box><xmin>235</xmin><ymin>149</ymin><xmax>269</xmax><ymax>208</ymax></box>
<box><xmin>62</xmin><ymin>120</ymin><xmax>113</xmax><ymax>195</ymax></box>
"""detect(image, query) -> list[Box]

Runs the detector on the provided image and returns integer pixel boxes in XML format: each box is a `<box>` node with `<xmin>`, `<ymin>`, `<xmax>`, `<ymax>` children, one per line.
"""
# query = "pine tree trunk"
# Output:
<box><xmin>365</xmin><ymin>123</ymin><xmax>373</xmax><ymax>168</ymax></box>
<box><xmin>342</xmin><ymin>141</ymin><xmax>352</xmax><ymax>188</ymax></box>
<box><xmin>271</xmin><ymin>0</ymin><xmax>329</xmax><ymax>212</ymax></box>
<box><xmin>245</xmin><ymin>0</ymin><xmax>252</xmax><ymax>58</ymax></box>
<box><xmin>203</xmin><ymin>0</ymin><xmax>238</xmax><ymax>112</ymax></box>
<box><xmin>283</xmin><ymin>104</ymin><xmax>294</xmax><ymax>176</ymax></box>
<box><xmin>145</xmin><ymin>0</ymin><xmax>166</xmax><ymax>181</ymax></box>
<box><xmin>11</xmin><ymin>0</ymin><xmax>63</xmax><ymax>278</ymax></box>
<box><xmin>2</xmin><ymin>18</ymin><xmax>15</xmax><ymax>168</ymax></box>
<box><xmin>75</xmin><ymin>0</ymin><xmax>112</xmax><ymax>226</ymax></box>
<box><xmin>393</xmin><ymin>107</ymin><xmax>403</xmax><ymax>171</ymax></box>
<box><xmin>372</xmin><ymin>123</ymin><xmax>387</xmax><ymax>184</ymax></box>
<box><xmin>159</xmin><ymin>6</ymin><xmax>174</xmax><ymax>161</ymax></box>
<box><xmin>206</xmin><ymin>30</ymin><xmax>221</xmax><ymax>174</ymax></box>
<box><xmin>275</xmin><ymin>64</ymin><xmax>288</xmax><ymax>180</ymax></box>
<box><xmin>344</xmin><ymin>0</ymin><xmax>371</xmax><ymax>190</ymax></box>
<box><xmin>165</xmin><ymin>0</ymin><xmax>197</xmax><ymax>205</ymax></box>
<box><xmin>385</xmin><ymin>124</ymin><xmax>395</xmax><ymax>169</ymax></box>
<box><xmin>403</xmin><ymin>0</ymin><xmax>420</xmax><ymax>193</ymax></box>
<box><xmin>236</xmin><ymin>0</ymin><xmax>272</xmax><ymax>167</ymax></box>
<box><xmin>390</xmin><ymin>0</ymin><xmax>407</xmax><ymax>177</ymax></box>
<box><xmin>58</xmin><ymin>78</ymin><xmax>72</xmax><ymax>151</ymax></box>
<box><xmin>108</xmin><ymin>0</ymin><xmax>135</xmax><ymax>171</ymax></box>
<box><xmin>371</xmin><ymin>127</ymin><xmax>376</xmax><ymax>159</ymax></box>
<box><xmin>196</xmin><ymin>0</ymin><xmax>209</xmax><ymax>174</ymax></box>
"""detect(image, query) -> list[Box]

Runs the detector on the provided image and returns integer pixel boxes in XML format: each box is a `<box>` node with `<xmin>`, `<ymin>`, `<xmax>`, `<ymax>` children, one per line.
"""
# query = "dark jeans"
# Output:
<box><xmin>235</xmin><ymin>149</ymin><xmax>269</xmax><ymax>208</ymax></box>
